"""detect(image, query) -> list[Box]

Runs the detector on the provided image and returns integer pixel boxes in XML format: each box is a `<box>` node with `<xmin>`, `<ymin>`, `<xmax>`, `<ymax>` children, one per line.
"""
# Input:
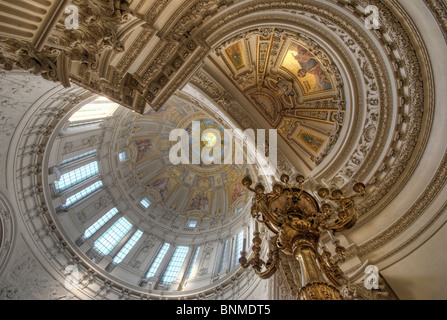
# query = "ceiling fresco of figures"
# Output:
<box><xmin>207</xmin><ymin>28</ymin><xmax>345</xmax><ymax>169</ymax></box>
<box><xmin>114</xmin><ymin>94</ymin><xmax>251</xmax><ymax>232</ymax></box>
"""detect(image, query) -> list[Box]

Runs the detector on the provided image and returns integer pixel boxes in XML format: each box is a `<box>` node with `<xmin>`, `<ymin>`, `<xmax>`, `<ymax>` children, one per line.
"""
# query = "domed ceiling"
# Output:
<box><xmin>112</xmin><ymin>94</ymin><xmax>251</xmax><ymax>235</ymax></box>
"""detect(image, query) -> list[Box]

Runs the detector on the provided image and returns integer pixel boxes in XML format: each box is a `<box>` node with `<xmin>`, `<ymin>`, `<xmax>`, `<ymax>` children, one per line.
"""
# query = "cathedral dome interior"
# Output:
<box><xmin>0</xmin><ymin>0</ymin><xmax>446</xmax><ymax>301</ymax></box>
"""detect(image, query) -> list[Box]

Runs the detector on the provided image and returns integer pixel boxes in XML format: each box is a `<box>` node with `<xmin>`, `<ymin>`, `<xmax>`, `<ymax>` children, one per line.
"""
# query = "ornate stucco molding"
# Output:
<box><xmin>192</xmin><ymin>0</ymin><xmax>432</xmax><ymax>256</ymax></box>
<box><xmin>0</xmin><ymin>193</ymin><xmax>15</xmax><ymax>277</ymax></box>
<box><xmin>424</xmin><ymin>0</ymin><xmax>447</xmax><ymax>43</ymax></box>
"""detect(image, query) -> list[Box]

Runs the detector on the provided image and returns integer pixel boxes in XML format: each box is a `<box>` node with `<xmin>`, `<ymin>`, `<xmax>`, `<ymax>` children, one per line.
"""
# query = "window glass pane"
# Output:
<box><xmin>233</xmin><ymin>231</ymin><xmax>244</xmax><ymax>267</ymax></box>
<box><xmin>69</xmin><ymin>98</ymin><xmax>118</xmax><ymax>122</ymax></box>
<box><xmin>54</xmin><ymin>161</ymin><xmax>99</xmax><ymax>192</ymax></box>
<box><xmin>119</xmin><ymin>151</ymin><xmax>128</xmax><ymax>163</ymax></box>
<box><xmin>145</xmin><ymin>243</ymin><xmax>170</xmax><ymax>278</ymax></box>
<box><xmin>63</xmin><ymin>181</ymin><xmax>103</xmax><ymax>208</ymax></box>
<box><xmin>112</xmin><ymin>230</ymin><xmax>143</xmax><ymax>264</ymax></box>
<box><xmin>219</xmin><ymin>240</ymin><xmax>228</xmax><ymax>272</ymax></box>
<box><xmin>68</xmin><ymin>119</ymin><xmax>104</xmax><ymax>128</ymax></box>
<box><xmin>84</xmin><ymin>207</ymin><xmax>118</xmax><ymax>238</ymax></box>
<box><xmin>61</xmin><ymin>150</ymin><xmax>97</xmax><ymax>165</ymax></box>
<box><xmin>161</xmin><ymin>246</ymin><xmax>189</xmax><ymax>285</ymax></box>
<box><xmin>140</xmin><ymin>197</ymin><xmax>151</xmax><ymax>208</ymax></box>
<box><xmin>93</xmin><ymin>217</ymin><xmax>133</xmax><ymax>256</ymax></box>
<box><xmin>186</xmin><ymin>247</ymin><xmax>200</xmax><ymax>280</ymax></box>
<box><xmin>187</xmin><ymin>219</ymin><xmax>197</xmax><ymax>228</ymax></box>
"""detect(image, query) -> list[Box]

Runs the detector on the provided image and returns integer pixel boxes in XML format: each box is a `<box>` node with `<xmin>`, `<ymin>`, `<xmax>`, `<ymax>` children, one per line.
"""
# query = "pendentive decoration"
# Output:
<box><xmin>239</xmin><ymin>173</ymin><xmax>366</xmax><ymax>300</ymax></box>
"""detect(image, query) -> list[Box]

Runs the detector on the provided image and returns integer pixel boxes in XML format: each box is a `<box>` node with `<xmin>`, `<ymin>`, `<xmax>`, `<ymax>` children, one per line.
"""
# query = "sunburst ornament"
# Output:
<box><xmin>203</xmin><ymin>131</ymin><xmax>217</xmax><ymax>147</ymax></box>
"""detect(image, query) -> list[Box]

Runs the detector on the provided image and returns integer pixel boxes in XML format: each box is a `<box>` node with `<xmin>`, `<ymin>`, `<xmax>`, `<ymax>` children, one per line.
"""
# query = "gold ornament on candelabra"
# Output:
<box><xmin>239</xmin><ymin>173</ymin><xmax>366</xmax><ymax>300</ymax></box>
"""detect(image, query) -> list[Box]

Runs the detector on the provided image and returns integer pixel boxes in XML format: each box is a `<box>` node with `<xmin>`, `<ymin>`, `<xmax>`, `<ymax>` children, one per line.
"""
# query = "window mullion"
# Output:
<box><xmin>86</xmin><ymin>212</ymin><xmax>123</xmax><ymax>246</ymax></box>
<box><xmin>178</xmin><ymin>245</ymin><xmax>199</xmax><ymax>291</ymax></box>
<box><xmin>106</xmin><ymin>228</ymin><xmax>144</xmax><ymax>272</ymax></box>
<box><xmin>155</xmin><ymin>245</ymin><xmax>176</xmax><ymax>281</ymax></box>
<box><xmin>108</xmin><ymin>225</ymin><xmax>137</xmax><ymax>260</ymax></box>
<box><xmin>57</xmin><ymin>157</ymin><xmax>98</xmax><ymax>175</ymax></box>
<box><xmin>87</xmin><ymin>216</ymin><xmax>132</xmax><ymax>264</ymax></box>
<box><xmin>75</xmin><ymin>206</ymin><xmax>119</xmax><ymax>246</ymax></box>
<box><xmin>59</xmin><ymin>177</ymin><xmax>102</xmax><ymax>203</ymax></box>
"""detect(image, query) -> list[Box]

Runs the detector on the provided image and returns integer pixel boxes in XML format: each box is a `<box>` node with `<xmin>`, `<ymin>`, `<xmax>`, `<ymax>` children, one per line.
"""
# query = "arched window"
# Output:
<box><xmin>187</xmin><ymin>219</ymin><xmax>197</xmax><ymax>228</ymax></box>
<box><xmin>119</xmin><ymin>151</ymin><xmax>128</xmax><ymax>163</ymax></box>
<box><xmin>218</xmin><ymin>239</ymin><xmax>228</xmax><ymax>273</ymax></box>
<box><xmin>68</xmin><ymin>97</ymin><xmax>118</xmax><ymax>123</ymax></box>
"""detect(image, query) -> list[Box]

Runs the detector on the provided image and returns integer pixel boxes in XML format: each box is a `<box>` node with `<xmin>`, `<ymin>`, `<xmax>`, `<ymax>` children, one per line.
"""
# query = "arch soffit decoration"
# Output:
<box><xmin>184</xmin><ymin>0</ymin><xmax>434</xmax><ymax>243</ymax></box>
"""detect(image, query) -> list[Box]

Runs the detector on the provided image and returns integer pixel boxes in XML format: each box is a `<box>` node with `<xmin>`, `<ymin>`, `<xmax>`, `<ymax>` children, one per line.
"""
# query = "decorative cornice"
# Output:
<box><xmin>424</xmin><ymin>0</ymin><xmax>447</xmax><ymax>43</ymax></box>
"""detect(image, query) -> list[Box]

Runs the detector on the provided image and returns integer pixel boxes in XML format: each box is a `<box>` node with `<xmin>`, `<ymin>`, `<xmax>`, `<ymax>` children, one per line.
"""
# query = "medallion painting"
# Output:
<box><xmin>281</xmin><ymin>42</ymin><xmax>334</xmax><ymax>95</ymax></box>
<box><xmin>225</xmin><ymin>42</ymin><xmax>246</xmax><ymax>71</ymax></box>
<box><xmin>296</xmin><ymin>129</ymin><xmax>326</xmax><ymax>153</ymax></box>
<box><xmin>187</xmin><ymin>192</ymin><xmax>210</xmax><ymax>212</ymax></box>
<box><xmin>231</xmin><ymin>181</ymin><xmax>247</xmax><ymax>204</ymax></box>
<box><xmin>147</xmin><ymin>177</ymin><xmax>170</xmax><ymax>200</ymax></box>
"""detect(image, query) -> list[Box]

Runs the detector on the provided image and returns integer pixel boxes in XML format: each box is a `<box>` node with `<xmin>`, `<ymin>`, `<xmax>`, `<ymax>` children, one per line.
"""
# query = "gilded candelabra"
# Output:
<box><xmin>239</xmin><ymin>173</ymin><xmax>366</xmax><ymax>300</ymax></box>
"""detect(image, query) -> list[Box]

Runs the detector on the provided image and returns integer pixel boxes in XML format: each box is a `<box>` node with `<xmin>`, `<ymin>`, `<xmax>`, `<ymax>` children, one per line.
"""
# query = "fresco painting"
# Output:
<box><xmin>225</xmin><ymin>42</ymin><xmax>246</xmax><ymax>70</ymax></box>
<box><xmin>148</xmin><ymin>177</ymin><xmax>170</xmax><ymax>200</ymax></box>
<box><xmin>135</xmin><ymin>139</ymin><xmax>154</xmax><ymax>162</ymax></box>
<box><xmin>281</xmin><ymin>42</ymin><xmax>333</xmax><ymax>95</ymax></box>
<box><xmin>231</xmin><ymin>181</ymin><xmax>247</xmax><ymax>204</ymax></box>
<box><xmin>187</xmin><ymin>192</ymin><xmax>209</xmax><ymax>212</ymax></box>
<box><xmin>297</xmin><ymin>129</ymin><xmax>326</xmax><ymax>153</ymax></box>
